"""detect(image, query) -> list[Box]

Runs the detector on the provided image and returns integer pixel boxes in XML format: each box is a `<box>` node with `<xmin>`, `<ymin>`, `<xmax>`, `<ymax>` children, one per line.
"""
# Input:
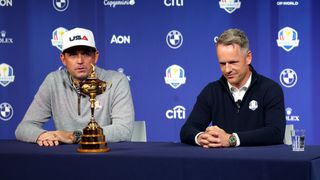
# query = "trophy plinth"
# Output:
<box><xmin>77</xmin><ymin>64</ymin><xmax>110</xmax><ymax>153</ymax></box>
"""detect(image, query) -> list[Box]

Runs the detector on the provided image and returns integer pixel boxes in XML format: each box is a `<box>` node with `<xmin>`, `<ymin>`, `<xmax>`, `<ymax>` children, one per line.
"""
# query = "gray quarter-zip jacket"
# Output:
<box><xmin>15</xmin><ymin>66</ymin><xmax>135</xmax><ymax>143</ymax></box>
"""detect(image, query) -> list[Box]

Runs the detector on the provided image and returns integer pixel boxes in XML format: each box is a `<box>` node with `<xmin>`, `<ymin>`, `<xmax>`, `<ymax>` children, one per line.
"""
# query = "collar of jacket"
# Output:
<box><xmin>61</xmin><ymin>66</ymin><xmax>103</xmax><ymax>89</ymax></box>
<box><xmin>219</xmin><ymin>64</ymin><xmax>259</xmax><ymax>91</ymax></box>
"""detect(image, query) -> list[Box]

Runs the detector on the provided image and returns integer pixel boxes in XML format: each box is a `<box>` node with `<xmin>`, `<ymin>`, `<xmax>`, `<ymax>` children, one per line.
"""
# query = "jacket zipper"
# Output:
<box><xmin>77</xmin><ymin>93</ymin><xmax>81</xmax><ymax>116</ymax></box>
<box><xmin>74</xmin><ymin>85</ymin><xmax>81</xmax><ymax>116</ymax></box>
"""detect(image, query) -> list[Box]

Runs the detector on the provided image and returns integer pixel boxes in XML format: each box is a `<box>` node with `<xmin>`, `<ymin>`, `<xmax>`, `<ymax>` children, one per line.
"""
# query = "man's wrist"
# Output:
<box><xmin>195</xmin><ymin>132</ymin><xmax>204</xmax><ymax>146</ymax></box>
<box><xmin>73</xmin><ymin>130</ymin><xmax>82</xmax><ymax>144</ymax></box>
<box><xmin>228</xmin><ymin>133</ymin><xmax>237</xmax><ymax>147</ymax></box>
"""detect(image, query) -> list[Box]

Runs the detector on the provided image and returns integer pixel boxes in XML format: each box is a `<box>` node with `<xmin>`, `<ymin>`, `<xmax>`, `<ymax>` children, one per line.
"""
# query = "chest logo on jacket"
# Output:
<box><xmin>249</xmin><ymin>100</ymin><xmax>258</xmax><ymax>111</ymax></box>
<box><xmin>95</xmin><ymin>100</ymin><xmax>102</xmax><ymax>110</ymax></box>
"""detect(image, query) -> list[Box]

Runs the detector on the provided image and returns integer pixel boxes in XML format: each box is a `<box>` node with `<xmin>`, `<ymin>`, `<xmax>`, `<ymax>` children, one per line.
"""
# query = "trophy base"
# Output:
<box><xmin>77</xmin><ymin>135</ymin><xmax>110</xmax><ymax>153</ymax></box>
<box><xmin>77</xmin><ymin>141</ymin><xmax>110</xmax><ymax>153</ymax></box>
<box><xmin>77</xmin><ymin>147</ymin><xmax>110</xmax><ymax>153</ymax></box>
<box><xmin>77</xmin><ymin>119</ymin><xmax>110</xmax><ymax>153</ymax></box>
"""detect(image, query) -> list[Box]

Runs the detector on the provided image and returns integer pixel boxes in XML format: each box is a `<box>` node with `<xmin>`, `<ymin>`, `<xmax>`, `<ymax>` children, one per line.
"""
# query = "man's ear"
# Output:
<box><xmin>60</xmin><ymin>53</ymin><xmax>67</xmax><ymax>66</ymax></box>
<box><xmin>246</xmin><ymin>50</ymin><xmax>252</xmax><ymax>65</ymax></box>
<box><xmin>94</xmin><ymin>51</ymin><xmax>99</xmax><ymax>64</ymax></box>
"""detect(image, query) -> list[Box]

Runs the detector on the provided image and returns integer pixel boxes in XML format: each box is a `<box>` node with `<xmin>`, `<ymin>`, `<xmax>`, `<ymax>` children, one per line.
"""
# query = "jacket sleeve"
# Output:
<box><xmin>102</xmin><ymin>75</ymin><xmax>135</xmax><ymax>142</ymax></box>
<box><xmin>237</xmin><ymin>83</ymin><xmax>286</xmax><ymax>146</ymax></box>
<box><xmin>15</xmin><ymin>74</ymin><xmax>53</xmax><ymax>143</ymax></box>
<box><xmin>180</xmin><ymin>84</ymin><xmax>213</xmax><ymax>145</ymax></box>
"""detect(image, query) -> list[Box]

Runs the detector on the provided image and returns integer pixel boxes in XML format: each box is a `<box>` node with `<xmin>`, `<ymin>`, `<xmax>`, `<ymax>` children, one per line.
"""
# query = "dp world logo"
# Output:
<box><xmin>166</xmin><ymin>30</ymin><xmax>183</xmax><ymax>49</ymax></box>
<box><xmin>277</xmin><ymin>27</ymin><xmax>299</xmax><ymax>52</ymax></box>
<box><xmin>53</xmin><ymin>0</ymin><xmax>69</xmax><ymax>12</ymax></box>
<box><xmin>280</xmin><ymin>68</ymin><xmax>297</xmax><ymax>88</ymax></box>
<box><xmin>0</xmin><ymin>63</ymin><xmax>15</xmax><ymax>87</ymax></box>
<box><xmin>0</xmin><ymin>102</ymin><xmax>13</xmax><ymax>121</ymax></box>
<box><xmin>51</xmin><ymin>27</ymin><xmax>68</xmax><ymax>51</ymax></box>
<box><xmin>219</xmin><ymin>0</ymin><xmax>241</xmax><ymax>14</ymax></box>
<box><xmin>164</xmin><ymin>64</ymin><xmax>186</xmax><ymax>89</ymax></box>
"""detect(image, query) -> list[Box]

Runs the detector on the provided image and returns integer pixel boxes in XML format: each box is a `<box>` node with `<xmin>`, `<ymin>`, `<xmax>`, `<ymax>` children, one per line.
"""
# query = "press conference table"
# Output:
<box><xmin>0</xmin><ymin>140</ymin><xmax>319</xmax><ymax>180</ymax></box>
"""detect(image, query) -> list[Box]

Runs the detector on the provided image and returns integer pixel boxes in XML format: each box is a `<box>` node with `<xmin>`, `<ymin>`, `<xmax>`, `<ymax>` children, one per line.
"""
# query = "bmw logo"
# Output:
<box><xmin>53</xmin><ymin>0</ymin><xmax>69</xmax><ymax>12</ymax></box>
<box><xmin>0</xmin><ymin>102</ymin><xmax>14</xmax><ymax>121</ymax></box>
<box><xmin>280</xmin><ymin>68</ymin><xmax>297</xmax><ymax>88</ymax></box>
<box><xmin>166</xmin><ymin>30</ymin><xmax>183</xmax><ymax>49</ymax></box>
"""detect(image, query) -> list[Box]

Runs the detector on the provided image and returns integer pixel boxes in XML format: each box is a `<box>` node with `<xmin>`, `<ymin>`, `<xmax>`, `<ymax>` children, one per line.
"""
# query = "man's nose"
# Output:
<box><xmin>76</xmin><ymin>54</ymin><xmax>84</xmax><ymax>63</ymax></box>
<box><xmin>225</xmin><ymin>63</ymin><xmax>231</xmax><ymax>73</ymax></box>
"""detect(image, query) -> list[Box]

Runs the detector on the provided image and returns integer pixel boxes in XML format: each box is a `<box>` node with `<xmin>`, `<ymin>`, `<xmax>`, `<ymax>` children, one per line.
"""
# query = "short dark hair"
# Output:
<box><xmin>62</xmin><ymin>46</ymin><xmax>96</xmax><ymax>54</ymax></box>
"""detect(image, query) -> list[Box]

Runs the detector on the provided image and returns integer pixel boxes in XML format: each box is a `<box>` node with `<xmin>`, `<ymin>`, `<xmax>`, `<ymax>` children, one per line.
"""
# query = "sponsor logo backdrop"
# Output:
<box><xmin>0</xmin><ymin>0</ymin><xmax>319</xmax><ymax>144</ymax></box>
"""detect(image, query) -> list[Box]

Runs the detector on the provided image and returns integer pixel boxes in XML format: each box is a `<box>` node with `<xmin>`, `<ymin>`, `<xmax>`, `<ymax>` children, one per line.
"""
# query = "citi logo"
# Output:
<box><xmin>166</xmin><ymin>105</ymin><xmax>186</xmax><ymax>119</ymax></box>
<box><xmin>110</xmin><ymin>35</ymin><xmax>131</xmax><ymax>44</ymax></box>
<box><xmin>164</xmin><ymin>0</ymin><xmax>183</xmax><ymax>6</ymax></box>
<box><xmin>0</xmin><ymin>0</ymin><xmax>12</xmax><ymax>7</ymax></box>
<box><xmin>69</xmin><ymin>35</ymin><xmax>88</xmax><ymax>41</ymax></box>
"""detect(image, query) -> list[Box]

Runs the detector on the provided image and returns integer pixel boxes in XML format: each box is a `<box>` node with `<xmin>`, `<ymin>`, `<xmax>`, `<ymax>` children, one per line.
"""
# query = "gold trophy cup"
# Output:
<box><xmin>77</xmin><ymin>64</ymin><xmax>110</xmax><ymax>153</ymax></box>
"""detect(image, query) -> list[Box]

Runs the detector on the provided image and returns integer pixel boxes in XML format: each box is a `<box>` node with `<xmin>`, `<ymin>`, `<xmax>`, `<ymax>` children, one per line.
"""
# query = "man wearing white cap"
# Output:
<box><xmin>15</xmin><ymin>27</ymin><xmax>135</xmax><ymax>146</ymax></box>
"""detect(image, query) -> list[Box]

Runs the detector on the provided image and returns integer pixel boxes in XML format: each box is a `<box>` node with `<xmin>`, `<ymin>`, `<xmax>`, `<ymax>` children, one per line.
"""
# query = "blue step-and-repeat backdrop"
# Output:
<box><xmin>1</xmin><ymin>0</ymin><xmax>319</xmax><ymax>145</ymax></box>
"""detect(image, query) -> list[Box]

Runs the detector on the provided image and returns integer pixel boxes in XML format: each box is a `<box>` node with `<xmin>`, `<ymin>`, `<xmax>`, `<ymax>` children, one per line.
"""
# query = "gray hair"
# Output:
<box><xmin>216</xmin><ymin>28</ymin><xmax>249</xmax><ymax>54</ymax></box>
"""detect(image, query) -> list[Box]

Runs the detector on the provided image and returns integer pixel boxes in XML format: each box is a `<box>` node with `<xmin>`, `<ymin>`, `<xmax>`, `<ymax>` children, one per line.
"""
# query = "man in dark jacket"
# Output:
<box><xmin>180</xmin><ymin>28</ymin><xmax>285</xmax><ymax>148</ymax></box>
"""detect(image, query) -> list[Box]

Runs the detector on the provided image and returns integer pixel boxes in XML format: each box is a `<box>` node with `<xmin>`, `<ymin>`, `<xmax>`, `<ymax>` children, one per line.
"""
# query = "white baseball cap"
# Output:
<box><xmin>61</xmin><ymin>27</ymin><xmax>96</xmax><ymax>52</ymax></box>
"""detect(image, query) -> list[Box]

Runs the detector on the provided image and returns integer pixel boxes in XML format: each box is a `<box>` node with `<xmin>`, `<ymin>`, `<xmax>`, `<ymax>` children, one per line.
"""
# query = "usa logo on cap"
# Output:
<box><xmin>62</xmin><ymin>27</ymin><xmax>96</xmax><ymax>52</ymax></box>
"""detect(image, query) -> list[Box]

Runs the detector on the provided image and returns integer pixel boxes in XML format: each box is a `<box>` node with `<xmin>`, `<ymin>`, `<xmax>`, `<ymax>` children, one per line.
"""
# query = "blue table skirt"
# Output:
<box><xmin>1</xmin><ymin>140</ymin><xmax>319</xmax><ymax>180</ymax></box>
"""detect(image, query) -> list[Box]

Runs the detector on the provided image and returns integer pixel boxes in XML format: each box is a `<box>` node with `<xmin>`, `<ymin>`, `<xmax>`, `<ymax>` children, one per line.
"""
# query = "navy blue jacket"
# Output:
<box><xmin>180</xmin><ymin>66</ymin><xmax>286</xmax><ymax>146</ymax></box>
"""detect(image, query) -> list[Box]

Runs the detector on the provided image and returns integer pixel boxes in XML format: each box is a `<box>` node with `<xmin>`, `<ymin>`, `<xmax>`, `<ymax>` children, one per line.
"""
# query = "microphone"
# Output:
<box><xmin>236</xmin><ymin>99</ymin><xmax>241</xmax><ymax>108</ymax></box>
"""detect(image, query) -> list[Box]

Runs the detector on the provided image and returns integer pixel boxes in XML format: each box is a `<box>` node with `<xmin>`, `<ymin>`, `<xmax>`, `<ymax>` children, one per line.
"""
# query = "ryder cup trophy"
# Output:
<box><xmin>77</xmin><ymin>64</ymin><xmax>110</xmax><ymax>153</ymax></box>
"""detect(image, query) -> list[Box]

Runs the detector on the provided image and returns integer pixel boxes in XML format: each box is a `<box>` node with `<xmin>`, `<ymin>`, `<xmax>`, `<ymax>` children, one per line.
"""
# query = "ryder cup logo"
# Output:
<box><xmin>0</xmin><ymin>102</ymin><xmax>13</xmax><ymax>121</ymax></box>
<box><xmin>166</xmin><ymin>30</ymin><xmax>183</xmax><ymax>49</ymax></box>
<box><xmin>219</xmin><ymin>0</ymin><xmax>241</xmax><ymax>14</ymax></box>
<box><xmin>164</xmin><ymin>64</ymin><xmax>186</xmax><ymax>89</ymax></box>
<box><xmin>277</xmin><ymin>27</ymin><xmax>299</xmax><ymax>52</ymax></box>
<box><xmin>117</xmin><ymin>67</ymin><xmax>131</xmax><ymax>81</ymax></box>
<box><xmin>51</xmin><ymin>27</ymin><xmax>68</xmax><ymax>51</ymax></box>
<box><xmin>249</xmin><ymin>100</ymin><xmax>258</xmax><ymax>111</ymax></box>
<box><xmin>0</xmin><ymin>63</ymin><xmax>15</xmax><ymax>87</ymax></box>
<box><xmin>53</xmin><ymin>0</ymin><xmax>69</xmax><ymax>12</ymax></box>
<box><xmin>280</xmin><ymin>68</ymin><xmax>297</xmax><ymax>88</ymax></box>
